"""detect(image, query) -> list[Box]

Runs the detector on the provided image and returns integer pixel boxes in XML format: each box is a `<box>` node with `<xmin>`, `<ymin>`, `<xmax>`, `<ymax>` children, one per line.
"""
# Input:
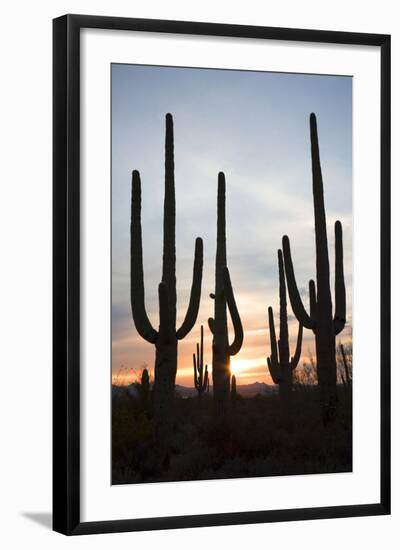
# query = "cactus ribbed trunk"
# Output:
<box><xmin>282</xmin><ymin>113</ymin><xmax>346</xmax><ymax>426</ymax></box>
<box><xmin>153</xmin><ymin>333</ymin><xmax>177</xmax><ymax>445</ymax></box>
<box><xmin>153</xmin><ymin>113</ymin><xmax>177</xmax><ymax>439</ymax></box>
<box><xmin>130</xmin><ymin>113</ymin><xmax>203</xmax><ymax>455</ymax></box>
<box><xmin>209</xmin><ymin>173</ymin><xmax>243</xmax><ymax>417</ymax></box>
<box><xmin>315</xmin><ymin>319</ymin><xmax>337</xmax><ymax>423</ymax></box>
<box><xmin>311</xmin><ymin>113</ymin><xmax>337</xmax><ymax>424</ymax></box>
<box><xmin>212</xmin><ymin>174</ymin><xmax>230</xmax><ymax>415</ymax></box>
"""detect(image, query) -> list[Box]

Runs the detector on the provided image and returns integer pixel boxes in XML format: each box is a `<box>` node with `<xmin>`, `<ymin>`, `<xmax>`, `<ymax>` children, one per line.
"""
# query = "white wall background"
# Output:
<box><xmin>0</xmin><ymin>0</ymin><xmax>398</xmax><ymax>547</ymax></box>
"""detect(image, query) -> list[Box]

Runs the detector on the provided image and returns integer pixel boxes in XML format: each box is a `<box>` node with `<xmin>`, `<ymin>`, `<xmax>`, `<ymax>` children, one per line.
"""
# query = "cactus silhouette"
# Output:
<box><xmin>140</xmin><ymin>368</ymin><xmax>150</xmax><ymax>409</ymax></box>
<box><xmin>130</xmin><ymin>113</ymin><xmax>204</xmax><ymax>445</ymax></box>
<box><xmin>231</xmin><ymin>374</ymin><xmax>237</xmax><ymax>407</ymax></box>
<box><xmin>193</xmin><ymin>325</ymin><xmax>209</xmax><ymax>399</ymax></box>
<box><xmin>267</xmin><ymin>249</ymin><xmax>303</xmax><ymax>407</ymax></box>
<box><xmin>208</xmin><ymin>173</ymin><xmax>243</xmax><ymax>416</ymax></box>
<box><xmin>282</xmin><ymin>113</ymin><xmax>346</xmax><ymax>425</ymax></box>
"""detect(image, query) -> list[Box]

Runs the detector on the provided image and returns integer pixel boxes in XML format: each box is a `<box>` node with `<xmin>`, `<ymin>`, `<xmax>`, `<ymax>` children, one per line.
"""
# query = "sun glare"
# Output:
<box><xmin>230</xmin><ymin>359</ymin><xmax>249</xmax><ymax>376</ymax></box>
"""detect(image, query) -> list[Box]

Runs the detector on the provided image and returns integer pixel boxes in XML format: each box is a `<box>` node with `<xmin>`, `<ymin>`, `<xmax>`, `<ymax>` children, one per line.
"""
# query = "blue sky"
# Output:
<box><xmin>111</xmin><ymin>63</ymin><xmax>352</xmax><ymax>386</ymax></box>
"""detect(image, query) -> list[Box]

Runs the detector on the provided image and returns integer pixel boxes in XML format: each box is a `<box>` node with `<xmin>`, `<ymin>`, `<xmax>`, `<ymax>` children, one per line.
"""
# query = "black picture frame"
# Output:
<box><xmin>53</xmin><ymin>14</ymin><xmax>391</xmax><ymax>535</ymax></box>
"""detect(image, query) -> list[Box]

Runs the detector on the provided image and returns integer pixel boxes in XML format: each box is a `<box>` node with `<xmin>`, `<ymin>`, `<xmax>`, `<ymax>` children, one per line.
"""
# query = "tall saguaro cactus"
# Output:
<box><xmin>130</xmin><ymin>113</ymin><xmax>204</xmax><ymax>444</ymax></box>
<box><xmin>282</xmin><ymin>113</ymin><xmax>346</xmax><ymax>425</ymax></box>
<box><xmin>193</xmin><ymin>325</ymin><xmax>209</xmax><ymax>399</ymax></box>
<box><xmin>267</xmin><ymin>249</ymin><xmax>303</xmax><ymax>407</ymax></box>
<box><xmin>208</xmin><ymin>173</ymin><xmax>243</xmax><ymax>416</ymax></box>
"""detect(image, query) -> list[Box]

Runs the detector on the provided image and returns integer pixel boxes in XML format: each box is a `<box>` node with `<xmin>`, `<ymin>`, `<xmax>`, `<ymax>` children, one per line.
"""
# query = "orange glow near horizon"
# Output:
<box><xmin>112</xmin><ymin>315</ymin><xmax>353</xmax><ymax>388</ymax></box>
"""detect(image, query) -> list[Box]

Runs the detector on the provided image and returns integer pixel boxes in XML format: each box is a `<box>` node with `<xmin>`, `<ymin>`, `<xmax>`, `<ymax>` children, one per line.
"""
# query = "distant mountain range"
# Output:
<box><xmin>112</xmin><ymin>381</ymin><xmax>278</xmax><ymax>399</ymax></box>
<box><xmin>175</xmin><ymin>382</ymin><xmax>277</xmax><ymax>398</ymax></box>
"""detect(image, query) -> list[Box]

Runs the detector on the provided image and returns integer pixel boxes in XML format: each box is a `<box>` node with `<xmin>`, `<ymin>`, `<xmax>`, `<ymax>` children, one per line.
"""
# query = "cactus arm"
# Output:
<box><xmin>290</xmin><ymin>323</ymin><xmax>303</xmax><ymax>369</ymax></box>
<box><xmin>268</xmin><ymin>306</ymin><xmax>279</xmax><ymax>365</ymax></box>
<box><xmin>309</xmin><ymin>279</ymin><xmax>317</xmax><ymax>320</ymax></box>
<box><xmin>158</xmin><ymin>282</ymin><xmax>172</xmax><ymax>342</ymax></box>
<box><xmin>176</xmin><ymin>237</ymin><xmax>204</xmax><ymax>340</ymax></box>
<box><xmin>223</xmin><ymin>267</ymin><xmax>243</xmax><ymax>356</ymax></box>
<box><xmin>267</xmin><ymin>357</ymin><xmax>280</xmax><ymax>384</ymax></box>
<box><xmin>196</xmin><ymin>342</ymin><xmax>200</xmax><ymax>372</ymax></box>
<box><xmin>282</xmin><ymin>235</ymin><xmax>315</xmax><ymax>330</ymax></box>
<box><xmin>193</xmin><ymin>353</ymin><xmax>198</xmax><ymax>388</ymax></box>
<box><xmin>208</xmin><ymin>295</ymin><xmax>215</xmax><ymax>334</ymax></box>
<box><xmin>130</xmin><ymin>170</ymin><xmax>158</xmax><ymax>344</ymax></box>
<box><xmin>333</xmin><ymin>221</ymin><xmax>346</xmax><ymax>335</ymax></box>
<box><xmin>267</xmin><ymin>307</ymin><xmax>280</xmax><ymax>383</ymax></box>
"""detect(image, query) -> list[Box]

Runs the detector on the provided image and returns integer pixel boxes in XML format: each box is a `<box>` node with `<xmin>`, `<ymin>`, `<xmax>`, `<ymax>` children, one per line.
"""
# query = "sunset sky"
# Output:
<box><xmin>111</xmin><ymin>64</ymin><xmax>352</xmax><ymax>387</ymax></box>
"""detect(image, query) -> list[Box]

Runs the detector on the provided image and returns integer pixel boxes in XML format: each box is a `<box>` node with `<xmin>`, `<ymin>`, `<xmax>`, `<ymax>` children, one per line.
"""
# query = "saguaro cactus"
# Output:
<box><xmin>193</xmin><ymin>325</ymin><xmax>209</xmax><ymax>399</ymax></box>
<box><xmin>208</xmin><ymin>173</ymin><xmax>243</xmax><ymax>416</ymax></box>
<box><xmin>130</xmin><ymin>113</ymin><xmax>204</xmax><ymax>443</ymax></box>
<box><xmin>267</xmin><ymin>249</ymin><xmax>303</xmax><ymax>407</ymax></box>
<box><xmin>282</xmin><ymin>113</ymin><xmax>346</xmax><ymax>425</ymax></box>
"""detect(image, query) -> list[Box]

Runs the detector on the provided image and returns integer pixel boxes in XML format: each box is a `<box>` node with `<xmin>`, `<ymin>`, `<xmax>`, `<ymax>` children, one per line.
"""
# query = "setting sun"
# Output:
<box><xmin>230</xmin><ymin>360</ymin><xmax>241</xmax><ymax>376</ymax></box>
<box><xmin>230</xmin><ymin>357</ymin><xmax>266</xmax><ymax>379</ymax></box>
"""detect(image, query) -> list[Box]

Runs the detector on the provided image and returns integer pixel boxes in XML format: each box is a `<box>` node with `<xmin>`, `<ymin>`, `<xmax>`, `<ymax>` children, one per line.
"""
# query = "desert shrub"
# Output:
<box><xmin>112</xmin><ymin>388</ymin><xmax>352</xmax><ymax>484</ymax></box>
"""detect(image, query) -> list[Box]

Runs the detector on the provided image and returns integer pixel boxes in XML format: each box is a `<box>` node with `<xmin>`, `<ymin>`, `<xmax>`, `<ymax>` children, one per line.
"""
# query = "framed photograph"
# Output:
<box><xmin>53</xmin><ymin>14</ymin><xmax>390</xmax><ymax>535</ymax></box>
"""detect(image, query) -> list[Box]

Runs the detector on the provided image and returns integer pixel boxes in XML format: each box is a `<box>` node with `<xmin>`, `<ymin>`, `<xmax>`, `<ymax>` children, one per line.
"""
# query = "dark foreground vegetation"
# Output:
<box><xmin>112</xmin><ymin>385</ymin><xmax>352</xmax><ymax>485</ymax></box>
